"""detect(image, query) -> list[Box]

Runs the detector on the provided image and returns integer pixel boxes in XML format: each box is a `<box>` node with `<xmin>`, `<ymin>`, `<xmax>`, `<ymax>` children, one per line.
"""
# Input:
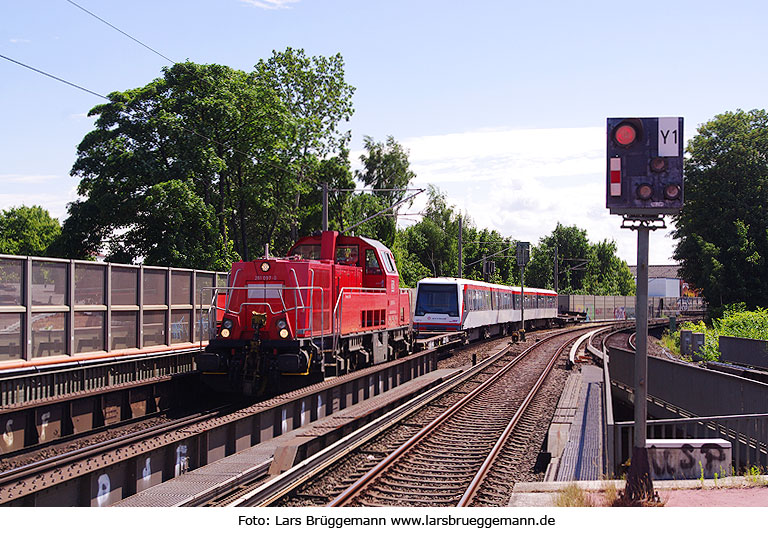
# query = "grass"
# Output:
<box><xmin>553</xmin><ymin>484</ymin><xmax>596</xmax><ymax>507</ymax></box>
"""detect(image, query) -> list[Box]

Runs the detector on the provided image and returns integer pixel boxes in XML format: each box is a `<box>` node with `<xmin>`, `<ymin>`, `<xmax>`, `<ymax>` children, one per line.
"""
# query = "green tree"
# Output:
<box><xmin>525</xmin><ymin>223</ymin><xmax>634</xmax><ymax>295</ymax></box>
<box><xmin>342</xmin><ymin>136</ymin><xmax>417</xmax><ymax>246</ymax></box>
<box><xmin>60</xmin><ymin>62</ymin><xmax>288</xmax><ymax>268</ymax></box>
<box><xmin>673</xmin><ymin>109</ymin><xmax>768</xmax><ymax>310</ymax></box>
<box><xmin>583</xmin><ymin>239</ymin><xmax>635</xmax><ymax>295</ymax></box>
<box><xmin>255</xmin><ymin>48</ymin><xmax>355</xmax><ymax>244</ymax></box>
<box><xmin>59</xmin><ymin>52</ymin><xmax>355</xmax><ymax>268</ymax></box>
<box><xmin>526</xmin><ymin>223</ymin><xmax>591</xmax><ymax>292</ymax></box>
<box><xmin>400</xmin><ymin>186</ymin><xmax>460</xmax><ymax>278</ymax></box>
<box><xmin>113</xmin><ymin>180</ymin><xmax>237</xmax><ymax>270</ymax></box>
<box><xmin>344</xmin><ymin>194</ymin><xmax>398</xmax><ymax>245</ymax></box>
<box><xmin>0</xmin><ymin>205</ymin><xmax>61</xmax><ymax>256</ymax></box>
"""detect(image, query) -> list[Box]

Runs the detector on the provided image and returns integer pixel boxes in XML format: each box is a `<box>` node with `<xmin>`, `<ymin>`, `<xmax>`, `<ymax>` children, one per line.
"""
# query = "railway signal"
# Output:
<box><xmin>606</xmin><ymin>115</ymin><xmax>685</xmax><ymax>503</ymax></box>
<box><xmin>606</xmin><ymin>117</ymin><xmax>684</xmax><ymax>216</ymax></box>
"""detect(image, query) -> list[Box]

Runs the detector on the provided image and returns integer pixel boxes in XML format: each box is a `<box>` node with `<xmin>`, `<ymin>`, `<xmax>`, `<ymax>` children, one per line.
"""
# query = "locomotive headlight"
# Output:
<box><xmin>260</xmin><ymin>261</ymin><xmax>270</xmax><ymax>272</ymax></box>
<box><xmin>279</xmin><ymin>328</ymin><xmax>289</xmax><ymax>339</ymax></box>
<box><xmin>276</xmin><ymin>319</ymin><xmax>287</xmax><ymax>330</ymax></box>
<box><xmin>222</xmin><ymin>318</ymin><xmax>234</xmax><ymax>330</ymax></box>
<box><xmin>220</xmin><ymin>328</ymin><xmax>231</xmax><ymax>338</ymax></box>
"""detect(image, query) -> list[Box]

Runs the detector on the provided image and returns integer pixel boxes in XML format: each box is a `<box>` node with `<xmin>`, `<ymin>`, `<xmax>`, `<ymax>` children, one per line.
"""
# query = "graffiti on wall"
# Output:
<box><xmin>648</xmin><ymin>442</ymin><xmax>729</xmax><ymax>479</ymax></box>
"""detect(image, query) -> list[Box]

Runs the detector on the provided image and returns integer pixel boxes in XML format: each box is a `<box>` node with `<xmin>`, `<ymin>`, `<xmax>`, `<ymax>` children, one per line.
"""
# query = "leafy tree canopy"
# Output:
<box><xmin>0</xmin><ymin>205</ymin><xmax>61</xmax><ymax>256</ymax></box>
<box><xmin>526</xmin><ymin>223</ymin><xmax>635</xmax><ymax>295</ymax></box>
<box><xmin>58</xmin><ymin>50</ymin><xmax>356</xmax><ymax>269</ymax></box>
<box><xmin>673</xmin><ymin>109</ymin><xmax>768</xmax><ymax>310</ymax></box>
<box><xmin>341</xmin><ymin>136</ymin><xmax>418</xmax><ymax>246</ymax></box>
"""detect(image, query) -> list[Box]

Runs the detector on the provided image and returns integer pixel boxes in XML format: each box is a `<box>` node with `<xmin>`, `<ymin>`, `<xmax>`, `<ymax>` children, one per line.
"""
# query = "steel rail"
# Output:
<box><xmin>0</xmin><ymin>404</ymin><xmax>233</xmax><ymax>487</ymax></box>
<box><xmin>456</xmin><ymin>335</ymin><xmax>575</xmax><ymax>506</ymax></box>
<box><xmin>225</xmin><ymin>340</ymin><xmax>519</xmax><ymax>507</ymax></box>
<box><xmin>326</xmin><ymin>331</ymin><xmax>572</xmax><ymax>507</ymax></box>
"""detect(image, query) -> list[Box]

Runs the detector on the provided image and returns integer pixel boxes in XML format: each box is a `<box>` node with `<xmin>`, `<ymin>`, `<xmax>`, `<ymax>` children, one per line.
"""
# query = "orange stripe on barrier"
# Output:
<box><xmin>0</xmin><ymin>342</ymin><xmax>203</xmax><ymax>372</ymax></box>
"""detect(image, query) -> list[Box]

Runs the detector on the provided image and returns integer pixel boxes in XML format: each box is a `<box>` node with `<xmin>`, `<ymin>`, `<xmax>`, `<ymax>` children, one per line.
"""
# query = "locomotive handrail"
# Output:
<box><xmin>331</xmin><ymin>287</ymin><xmax>389</xmax><ymax>356</ymax></box>
<box><xmin>224</xmin><ymin>267</ymin><xmax>243</xmax><ymax>313</ymax></box>
<box><xmin>197</xmin><ymin>284</ymin><xmax>329</xmax><ymax>343</ymax></box>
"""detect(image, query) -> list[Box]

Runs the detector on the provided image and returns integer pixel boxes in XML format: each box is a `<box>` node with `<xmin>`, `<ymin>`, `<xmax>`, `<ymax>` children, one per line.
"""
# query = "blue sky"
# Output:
<box><xmin>2</xmin><ymin>0</ymin><xmax>767</xmax><ymax>265</ymax></box>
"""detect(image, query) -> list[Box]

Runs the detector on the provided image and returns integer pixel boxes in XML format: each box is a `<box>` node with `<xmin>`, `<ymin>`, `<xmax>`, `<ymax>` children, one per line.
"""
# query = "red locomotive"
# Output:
<box><xmin>196</xmin><ymin>231</ymin><xmax>412</xmax><ymax>395</ymax></box>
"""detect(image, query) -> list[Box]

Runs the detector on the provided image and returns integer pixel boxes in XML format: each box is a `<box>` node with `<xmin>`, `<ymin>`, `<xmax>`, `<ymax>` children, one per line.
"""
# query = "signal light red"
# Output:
<box><xmin>615</xmin><ymin>124</ymin><xmax>637</xmax><ymax>146</ymax></box>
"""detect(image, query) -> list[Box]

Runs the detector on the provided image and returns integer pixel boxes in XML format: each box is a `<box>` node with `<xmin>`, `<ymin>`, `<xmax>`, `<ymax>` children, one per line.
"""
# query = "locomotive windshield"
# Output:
<box><xmin>415</xmin><ymin>283</ymin><xmax>459</xmax><ymax>317</ymax></box>
<box><xmin>291</xmin><ymin>244</ymin><xmax>321</xmax><ymax>259</ymax></box>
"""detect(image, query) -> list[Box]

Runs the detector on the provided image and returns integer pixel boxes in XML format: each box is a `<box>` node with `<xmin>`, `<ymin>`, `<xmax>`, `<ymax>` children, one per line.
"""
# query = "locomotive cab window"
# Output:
<box><xmin>386</xmin><ymin>252</ymin><xmax>398</xmax><ymax>274</ymax></box>
<box><xmin>336</xmin><ymin>245</ymin><xmax>359</xmax><ymax>265</ymax></box>
<box><xmin>291</xmin><ymin>244</ymin><xmax>321</xmax><ymax>259</ymax></box>
<box><xmin>416</xmin><ymin>284</ymin><xmax>459</xmax><ymax>317</ymax></box>
<box><xmin>365</xmin><ymin>249</ymin><xmax>382</xmax><ymax>274</ymax></box>
<box><xmin>381</xmin><ymin>251</ymin><xmax>396</xmax><ymax>273</ymax></box>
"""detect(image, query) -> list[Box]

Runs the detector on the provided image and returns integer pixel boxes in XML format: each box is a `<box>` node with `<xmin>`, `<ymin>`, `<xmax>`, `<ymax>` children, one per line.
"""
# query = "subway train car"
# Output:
<box><xmin>196</xmin><ymin>231</ymin><xmax>412</xmax><ymax>395</ymax></box>
<box><xmin>412</xmin><ymin>277</ymin><xmax>557</xmax><ymax>341</ymax></box>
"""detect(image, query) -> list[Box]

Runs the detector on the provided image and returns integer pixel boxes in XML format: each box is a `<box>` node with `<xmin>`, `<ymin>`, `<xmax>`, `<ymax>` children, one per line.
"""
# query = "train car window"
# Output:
<box><xmin>365</xmin><ymin>249</ymin><xmax>382</xmax><ymax>274</ymax></box>
<box><xmin>292</xmin><ymin>244</ymin><xmax>321</xmax><ymax>259</ymax></box>
<box><xmin>415</xmin><ymin>284</ymin><xmax>459</xmax><ymax>317</ymax></box>
<box><xmin>336</xmin><ymin>245</ymin><xmax>359</xmax><ymax>266</ymax></box>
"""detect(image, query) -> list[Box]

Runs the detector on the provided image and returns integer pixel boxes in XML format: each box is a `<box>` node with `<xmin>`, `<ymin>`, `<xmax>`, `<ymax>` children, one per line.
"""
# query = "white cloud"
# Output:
<box><xmin>0</xmin><ymin>174</ymin><xmax>59</xmax><ymax>184</ymax></box>
<box><xmin>239</xmin><ymin>0</ymin><xmax>300</xmax><ymax>9</ymax></box>
<box><xmin>0</xmin><ymin>176</ymin><xmax>74</xmax><ymax>221</ymax></box>
<box><xmin>399</xmin><ymin>127</ymin><xmax>678</xmax><ymax>265</ymax></box>
<box><xmin>9</xmin><ymin>38</ymin><xmax>31</xmax><ymax>44</ymax></box>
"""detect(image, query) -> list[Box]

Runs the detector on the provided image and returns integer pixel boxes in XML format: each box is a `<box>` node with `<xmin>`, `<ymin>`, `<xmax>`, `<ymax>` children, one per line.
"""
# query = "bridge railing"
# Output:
<box><xmin>602</xmin><ymin>345</ymin><xmax>768</xmax><ymax>475</ymax></box>
<box><xmin>0</xmin><ymin>254</ymin><xmax>228</xmax><ymax>363</ymax></box>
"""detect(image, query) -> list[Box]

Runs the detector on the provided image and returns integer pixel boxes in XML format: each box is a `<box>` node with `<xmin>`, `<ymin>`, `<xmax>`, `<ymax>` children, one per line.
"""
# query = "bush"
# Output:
<box><xmin>665</xmin><ymin>305</ymin><xmax>768</xmax><ymax>361</ymax></box>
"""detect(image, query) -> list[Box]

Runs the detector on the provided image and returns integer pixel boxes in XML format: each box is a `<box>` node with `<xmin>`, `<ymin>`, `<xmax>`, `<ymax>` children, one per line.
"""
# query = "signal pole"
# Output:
<box><xmin>458</xmin><ymin>216</ymin><xmax>463</xmax><ymax>278</ymax></box>
<box><xmin>625</xmin><ymin>218</ymin><xmax>656</xmax><ymax>501</ymax></box>
<box><xmin>516</xmin><ymin>242</ymin><xmax>530</xmax><ymax>340</ymax></box>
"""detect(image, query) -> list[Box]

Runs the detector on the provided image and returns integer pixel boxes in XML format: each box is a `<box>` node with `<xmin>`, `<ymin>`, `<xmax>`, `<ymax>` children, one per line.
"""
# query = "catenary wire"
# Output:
<box><xmin>65</xmin><ymin>0</ymin><xmax>178</xmax><ymax>65</ymax></box>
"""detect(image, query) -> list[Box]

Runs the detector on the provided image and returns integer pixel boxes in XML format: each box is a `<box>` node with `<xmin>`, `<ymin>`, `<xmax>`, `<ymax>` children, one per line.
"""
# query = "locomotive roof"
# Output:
<box><xmin>292</xmin><ymin>233</ymin><xmax>392</xmax><ymax>253</ymax></box>
<box><xmin>358</xmin><ymin>236</ymin><xmax>392</xmax><ymax>253</ymax></box>
<box><xmin>417</xmin><ymin>277</ymin><xmax>557</xmax><ymax>295</ymax></box>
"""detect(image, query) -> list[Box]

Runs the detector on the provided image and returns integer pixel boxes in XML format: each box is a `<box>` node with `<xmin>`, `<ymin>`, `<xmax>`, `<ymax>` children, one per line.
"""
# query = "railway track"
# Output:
<box><xmin>0</xmin><ymin>404</ymin><xmax>235</xmax><ymax>504</ymax></box>
<box><xmin>0</xmin><ymin>323</ymin><xmax>613</xmax><ymax>506</ymax></box>
<box><xmin>224</xmin><ymin>326</ymin><xmax>593</xmax><ymax>507</ymax></box>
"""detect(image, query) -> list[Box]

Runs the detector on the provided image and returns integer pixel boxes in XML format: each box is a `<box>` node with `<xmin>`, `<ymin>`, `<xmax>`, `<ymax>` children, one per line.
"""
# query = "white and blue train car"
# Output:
<box><xmin>413</xmin><ymin>277</ymin><xmax>558</xmax><ymax>341</ymax></box>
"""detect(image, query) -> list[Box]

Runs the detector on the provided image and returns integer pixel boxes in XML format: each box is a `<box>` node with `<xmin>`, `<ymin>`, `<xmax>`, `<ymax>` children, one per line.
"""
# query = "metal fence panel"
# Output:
<box><xmin>0</xmin><ymin>254</ymin><xmax>227</xmax><ymax>362</ymax></box>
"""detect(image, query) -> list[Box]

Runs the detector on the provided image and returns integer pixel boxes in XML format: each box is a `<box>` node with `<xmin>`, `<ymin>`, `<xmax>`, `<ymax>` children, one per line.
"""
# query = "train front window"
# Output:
<box><xmin>291</xmin><ymin>244</ymin><xmax>321</xmax><ymax>259</ymax></box>
<box><xmin>415</xmin><ymin>284</ymin><xmax>459</xmax><ymax>317</ymax></box>
<box><xmin>336</xmin><ymin>245</ymin><xmax>359</xmax><ymax>265</ymax></box>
